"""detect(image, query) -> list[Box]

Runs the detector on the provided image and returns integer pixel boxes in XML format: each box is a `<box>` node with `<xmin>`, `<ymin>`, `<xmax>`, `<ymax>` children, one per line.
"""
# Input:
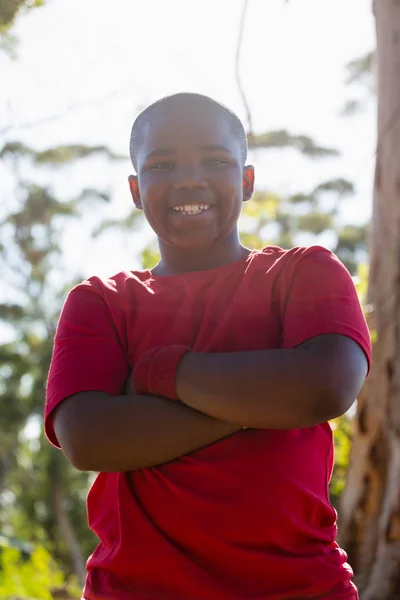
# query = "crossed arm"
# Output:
<box><xmin>53</xmin><ymin>334</ymin><xmax>367</xmax><ymax>472</ymax></box>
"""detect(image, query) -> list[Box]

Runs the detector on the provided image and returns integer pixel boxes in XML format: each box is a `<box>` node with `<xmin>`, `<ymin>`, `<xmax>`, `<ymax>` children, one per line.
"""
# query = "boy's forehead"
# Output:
<box><xmin>142</xmin><ymin>104</ymin><xmax>236</xmax><ymax>149</ymax></box>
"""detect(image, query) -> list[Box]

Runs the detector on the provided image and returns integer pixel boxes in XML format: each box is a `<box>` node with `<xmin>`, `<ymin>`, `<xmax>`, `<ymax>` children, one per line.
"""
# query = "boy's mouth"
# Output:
<box><xmin>171</xmin><ymin>204</ymin><xmax>211</xmax><ymax>216</ymax></box>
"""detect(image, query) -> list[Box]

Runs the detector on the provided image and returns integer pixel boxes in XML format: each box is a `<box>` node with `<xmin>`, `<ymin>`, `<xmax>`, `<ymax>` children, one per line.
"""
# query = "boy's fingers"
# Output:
<box><xmin>125</xmin><ymin>371</ymin><xmax>136</xmax><ymax>394</ymax></box>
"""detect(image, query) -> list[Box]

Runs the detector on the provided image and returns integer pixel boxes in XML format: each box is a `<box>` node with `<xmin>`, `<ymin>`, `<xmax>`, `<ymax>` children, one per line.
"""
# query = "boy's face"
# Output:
<box><xmin>128</xmin><ymin>102</ymin><xmax>254</xmax><ymax>251</ymax></box>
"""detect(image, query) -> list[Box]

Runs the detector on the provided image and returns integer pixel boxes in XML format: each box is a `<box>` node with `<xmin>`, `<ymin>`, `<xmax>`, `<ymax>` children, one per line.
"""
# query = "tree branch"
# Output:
<box><xmin>235</xmin><ymin>0</ymin><xmax>253</xmax><ymax>136</ymax></box>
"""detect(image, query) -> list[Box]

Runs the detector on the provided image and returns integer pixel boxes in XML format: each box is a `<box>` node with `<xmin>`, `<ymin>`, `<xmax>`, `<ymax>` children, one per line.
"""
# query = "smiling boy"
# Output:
<box><xmin>45</xmin><ymin>93</ymin><xmax>371</xmax><ymax>600</ymax></box>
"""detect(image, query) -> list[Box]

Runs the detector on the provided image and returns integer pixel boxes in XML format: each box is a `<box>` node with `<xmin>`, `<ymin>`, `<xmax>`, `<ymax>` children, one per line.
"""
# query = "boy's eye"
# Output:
<box><xmin>150</xmin><ymin>162</ymin><xmax>173</xmax><ymax>170</ymax></box>
<box><xmin>204</xmin><ymin>158</ymin><xmax>228</xmax><ymax>166</ymax></box>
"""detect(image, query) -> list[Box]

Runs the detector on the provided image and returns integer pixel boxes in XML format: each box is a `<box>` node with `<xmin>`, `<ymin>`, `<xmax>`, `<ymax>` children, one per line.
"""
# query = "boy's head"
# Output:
<box><xmin>128</xmin><ymin>93</ymin><xmax>255</xmax><ymax>252</ymax></box>
<box><xmin>129</xmin><ymin>93</ymin><xmax>248</xmax><ymax>171</ymax></box>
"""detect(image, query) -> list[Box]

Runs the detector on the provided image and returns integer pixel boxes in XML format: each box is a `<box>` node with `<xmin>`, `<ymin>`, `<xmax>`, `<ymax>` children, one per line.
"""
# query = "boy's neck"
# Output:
<box><xmin>153</xmin><ymin>236</ymin><xmax>250</xmax><ymax>277</ymax></box>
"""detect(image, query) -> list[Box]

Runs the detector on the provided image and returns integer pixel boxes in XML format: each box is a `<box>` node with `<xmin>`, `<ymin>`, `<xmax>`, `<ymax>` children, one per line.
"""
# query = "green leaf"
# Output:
<box><xmin>0</xmin><ymin>303</ymin><xmax>25</xmax><ymax>322</ymax></box>
<box><xmin>340</xmin><ymin>99</ymin><xmax>365</xmax><ymax>117</ymax></box>
<box><xmin>353</xmin><ymin>263</ymin><xmax>369</xmax><ymax>304</ymax></box>
<box><xmin>297</xmin><ymin>212</ymin><xmax>333</xmax><ymax>235</ymax></box>
<box><xmin>93</xmin><ymin>210</ymin><xmax>143</xmax><ymax>237</ymax></box>
<box><xmin>336</xmin><ymin>225</ymin><xmax>366</xmax><ymax>252</ymax></box>
<box><xmin>0</xmin><ymin>141</ymin><xmax>36</xmax><ymax>159</ymax></box>
<box><xmin>140</xmin><ymin>244</ymin><xmax>160</xmax><ymax>270</ymax></box>
<box><xmin>0</xmin><ymin>0</ymin><xmax>26</xmax><ymax>31</ymax></box>
<box><xmin>0</xmin><ymin>545</ymin><xmax>80</xmax><ymax>599</ymax></box>
<box><xmin>243</xmin><ymin>191</ymin><xmax>280</xmax><ymax>220</ymax></box>
<box><xmin>287</xmin><ymin>193</ymin><xmax>314</xmax><ymax>205</ymax></box>
<box><xmin>313</xmin><ymin>178</ymin><xmax>355</xmax><ymax>197</ymax></box>
<box><xmin>330</xmin><ymin>415</ymin><xmax>353</xmax><ymax>505</ymax></box>
<box><xmin>0</xmin><ymin>30</ymin><xmax>17</xmax><ymax>58</ymax></box>
<box><xmin>239</xmin><ymin>232</ymin><xmax>265</xmax><ymax>250</ymax></box>
<box><xmin>1</xmin><ymin>142</ymin><xmax>127</xmax><ymax>165</ymax></box>
<box><xmin>35</xmin><ymin>145</ymin><xmax>127</xmax><ymax>165</ymax></box>
<box><xmin>247</xmin><ymin>130</ymin><xmax>339</xmax><ymax>158</ymax></box>
<box><xmin>345</xmin><ymin>51</ymin><xmax>374</xmax><ymax>86</ymax></box>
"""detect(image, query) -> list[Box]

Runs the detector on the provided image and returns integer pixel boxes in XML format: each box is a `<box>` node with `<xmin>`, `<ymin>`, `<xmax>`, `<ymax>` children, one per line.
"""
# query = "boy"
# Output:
<box><xmin>45</xmin><ymin>93</ymin><xmax>371</xmax><ymax>600</ymax></box>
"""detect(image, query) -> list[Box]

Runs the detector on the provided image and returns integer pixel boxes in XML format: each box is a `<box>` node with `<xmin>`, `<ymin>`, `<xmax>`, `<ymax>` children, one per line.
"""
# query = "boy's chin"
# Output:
<box><xmin>157</xmin><ymin>232</ymin><xmax>217</xmax><ymax>251</ymax></box>
<box><xmin>171</xmin><ymin>237</ymin><xmax>217</xmax><ymax>251</ymax></box>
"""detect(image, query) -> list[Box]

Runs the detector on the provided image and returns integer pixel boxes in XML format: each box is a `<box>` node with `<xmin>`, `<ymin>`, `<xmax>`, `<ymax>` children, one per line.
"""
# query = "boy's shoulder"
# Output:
<box><xmin>65</xmin><ymin>269</ymin><xmax>150</xmax><ymax>310</ymax></box>
<box><xmin>251</xmin><ymin>244</ymin><xmax>336</xmax><ymax>268</ymax></box>
<box><xmin>247</xmin><ymin>244</ymin><xmax>346</xmax><ymax>294</ymax></box>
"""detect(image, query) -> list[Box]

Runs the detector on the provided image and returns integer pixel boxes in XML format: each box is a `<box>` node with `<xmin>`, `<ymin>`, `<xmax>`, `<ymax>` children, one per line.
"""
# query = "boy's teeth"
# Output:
<box><xmin>172</xmin><ymin>204</ymin><xmax>210</xmax><ymax>215</ymax></box>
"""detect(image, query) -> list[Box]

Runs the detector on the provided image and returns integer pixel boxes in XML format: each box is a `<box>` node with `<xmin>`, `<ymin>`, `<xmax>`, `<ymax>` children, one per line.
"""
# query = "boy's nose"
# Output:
<box><xmin>173</xmin><ymin>168</ymin><xmax>208</xmax><ymax>190</ymax></box>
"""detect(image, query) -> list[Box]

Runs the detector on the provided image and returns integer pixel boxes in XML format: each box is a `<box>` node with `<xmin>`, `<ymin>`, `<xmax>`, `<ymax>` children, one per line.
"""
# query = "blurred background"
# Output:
<box><xmin>1</xmin><ymin>1</ymin><xmax>396</xmax><ymax>598</ymax></box>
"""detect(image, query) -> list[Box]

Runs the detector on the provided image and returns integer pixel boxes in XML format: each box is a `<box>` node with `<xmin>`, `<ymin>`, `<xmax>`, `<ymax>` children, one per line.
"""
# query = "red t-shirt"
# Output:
<box><xmin>45</xmin><ymin>245</ymin><xmax>371</xmax><ymax>600</ymax></box>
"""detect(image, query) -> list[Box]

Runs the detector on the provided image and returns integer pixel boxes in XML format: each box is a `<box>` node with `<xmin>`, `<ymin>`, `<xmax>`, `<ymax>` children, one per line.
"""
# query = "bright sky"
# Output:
<box><xmin>1</xmin><ymin>0</ymin><xmax>376</xmax><ymax>282</ymax></box>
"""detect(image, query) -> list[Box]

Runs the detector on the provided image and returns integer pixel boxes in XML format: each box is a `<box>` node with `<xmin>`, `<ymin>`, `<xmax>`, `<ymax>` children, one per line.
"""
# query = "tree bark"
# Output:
<box><xmin>338</xmin><ymin>2</ymin><xmax>400</xmax><ymax>598</ymax></box>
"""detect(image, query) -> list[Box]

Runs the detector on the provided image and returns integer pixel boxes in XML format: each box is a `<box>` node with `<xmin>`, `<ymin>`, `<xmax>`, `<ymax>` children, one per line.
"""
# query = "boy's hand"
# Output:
<box><xmin>124</xmin><ymin>371</ymin><xmax>136</xmax><ymax>395</ymax></box>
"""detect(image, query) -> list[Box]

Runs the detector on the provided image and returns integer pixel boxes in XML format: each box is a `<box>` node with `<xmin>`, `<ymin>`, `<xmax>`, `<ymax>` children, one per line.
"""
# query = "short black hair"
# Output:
<box><xmin>129</xmin><ymin>92</ymin><xmax>248</xmax><ymax>171</ymax></box>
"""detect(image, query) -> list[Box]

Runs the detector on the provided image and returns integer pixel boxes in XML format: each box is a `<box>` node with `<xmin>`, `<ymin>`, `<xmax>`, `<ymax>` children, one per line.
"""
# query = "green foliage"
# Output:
<box><xmin>336</xmin><ymin>226</ymin><xmax>367</xmax><ymax>274</ymax></box>
<box><xmin>1</xmin><ymin>142</ymin><xmax>126</xmax><ymax>164</ymax></box>
<box><xmin>297</xmin><ymin>212</ymin><xmax>333</xmax><ymax>235</ymax></box>
<box><xmin>35</xmin><ymin>145</ymin><xmax>126</xmax><ymax>165</ymax></box>
<box><xmin>247</xmin><ymin>130</ymin><xmax>339</xmax><ymax>158</ymax></box>
<box><xmin>354</xmin><ymin>262</ymin><xmax>369</xmax><ymax>305</ymax></box>
<box><xmin>0</xmin><ymin>0</ymin><xmax>44</xmax><ymax>30</ymax></box>
<box><xmin>0</xmin><ymin>0</ymin><xmax>44</xmax><ymax>57</ymax></box>
<box><xmin>0</xmin><ymin>303</ymin><xmax>25</xmax><ymax>322</ymax></box>
<box><xmin>341</xmin><ymin>50</ymin><xmax>375</xmax><ymax>116</ymax></box>
<box><xmin>93</xmin><ymin>210</ymin><xmax>143</xmax><ymax>237</ymax></box>
<box><xmin>337</xmin><ymin>225</ymin><xmax>366</xmax><ymax>251</ymax></box>
<box><xmin>141</xmin><ymin>243</ymin><xmax>161</xmax><ymax>270</ymax></box>
<box><xmin>345</xmin><ymin>51</ymin><xmax>374</xmax><ymax>86</ymax></box>
<box><xmin>313</xmin><ymin>178</ymin><xmax>355</xmax><ymax>197</ymax></box>
<box><xmin>0</xmin><ymin>0</ymin><xmax>27</xmax><ymax>32</ymax></box>
<box><xmin>0</xmin><ymin>545</ymin><xmax>80</xmax><ymax>599</ymax></box>
<box><xmin>0</xmin><ymin>30</ymin><xmax>17</xmax><ymax>58</ymax></box>
<box><xmin>354</xmin><ymin>263</ymin><xmax>377</xmax><ymax>344</ymax></box>
<box><xmin>330</xmin><ymin>416</ymin><xmax>353</xmax><ymax>508</ymax></box>
<box><xmin>0</xmin><ymin>140</ymin><xmax>109</xmax><ymax>582</ymax></box>
<box><xmin>328</xmin><ymin>262</ymin><xmax>371</xmax><ymax>508</ymax></box>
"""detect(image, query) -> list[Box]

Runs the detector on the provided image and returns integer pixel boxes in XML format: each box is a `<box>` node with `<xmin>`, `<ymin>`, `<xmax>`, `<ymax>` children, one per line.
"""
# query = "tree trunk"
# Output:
<box><xmin>338</xmin><ymin>2</ymin><xmax>400</xmax><ymax>598</ymax></box>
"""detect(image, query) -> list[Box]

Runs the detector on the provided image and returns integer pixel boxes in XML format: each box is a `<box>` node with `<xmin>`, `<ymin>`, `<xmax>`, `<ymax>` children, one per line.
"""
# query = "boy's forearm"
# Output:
<box><xmin>175</xmin><ymin>337</ymin><xmax>366</xmax><ymax>429</ymax></box>
<box><xmin>54</xmin><ymin>391</ymin><xmax>241</xmax><ymax>473</ymax></box>
<box><xmin>175</xmin><ymin>349</ymin><xmax>323</xmax><ymax>429</ymax></box>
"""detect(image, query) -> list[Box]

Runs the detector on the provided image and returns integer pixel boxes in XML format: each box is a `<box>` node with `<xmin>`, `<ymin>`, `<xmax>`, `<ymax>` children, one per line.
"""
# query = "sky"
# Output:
<box><xmin>1</xmin><ymin>0</ymin><xmax>376</xmax><ymax>287</ymax></box>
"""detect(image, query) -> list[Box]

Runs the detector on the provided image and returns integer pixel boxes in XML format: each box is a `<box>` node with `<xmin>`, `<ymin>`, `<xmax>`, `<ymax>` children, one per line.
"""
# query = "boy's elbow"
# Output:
<box><xmin>51</xmin><ymin>391</ymin><xmax>162</xmax><ymax>472</ymax></box>
<box><xmin>64</xmin><ymin>443</ymin><xmax>96</xmax><ymax>472</ymax></box>
<box><xmin>313</xmin><ymin>385</ymin><xmax>358</xmax><ymax>424</ymax></box>
<box><xmin>301</xmin><ymin>332</ymin><xmax>369</xmax><ymax>424</ymax></box>
<box><xmin>57</xmin><ymin>431</ymin><xmax>111</xmax><ymax>472</ymax></box>
<box><xmin>311</xmin><ymin>357</ymin><xmax>367</xmax><ymax>424</ymax></box>
<box><xmin>52</xmin><ymin>395</ymin><xmax>99</xmax><ymax>471</ymax></box>
<box><xmin>55</xmin><ymin>423</ymin><xmax>94</xmax><ymax>471</ymax></box>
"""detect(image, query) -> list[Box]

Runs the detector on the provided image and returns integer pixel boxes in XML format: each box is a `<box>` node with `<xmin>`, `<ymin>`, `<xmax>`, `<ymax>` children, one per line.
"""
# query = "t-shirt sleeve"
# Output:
<box><xmin>44</xmin><ymin>279</ymin><xmax>130</xmax><ymax>448</ymax></box>
<box><xmin>279</xmin><ymin>246</ymin><xmax>372</xmax><ymax>369</ymax></box>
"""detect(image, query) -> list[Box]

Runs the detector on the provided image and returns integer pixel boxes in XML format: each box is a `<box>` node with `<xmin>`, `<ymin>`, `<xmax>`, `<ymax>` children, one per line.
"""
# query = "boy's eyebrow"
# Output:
<box><xmin>144</xmin><ymin>145</ymin><xmax>233</xmax><ymax>161</ymax></box>
<box><xmin>199</xmin><ymin>145</ymin><xmax>233</xmax><ymax>154</ymax></box>
<box><xmin>144</xmin><ymin>148</ymin><xmax>176</xmax><ymax>160</ymax></box>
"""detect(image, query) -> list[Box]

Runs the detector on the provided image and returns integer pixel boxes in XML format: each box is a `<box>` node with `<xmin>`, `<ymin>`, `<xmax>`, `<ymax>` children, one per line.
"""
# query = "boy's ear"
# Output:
<box><xmin>128</xmin><ymin>175</ymin><xmax>142</xmax><ymax>209</ymax></box>
<box><xmin>242</xmin><ymin>166</ymin><xmax>255</xmax><ymax>202</ymax></box>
